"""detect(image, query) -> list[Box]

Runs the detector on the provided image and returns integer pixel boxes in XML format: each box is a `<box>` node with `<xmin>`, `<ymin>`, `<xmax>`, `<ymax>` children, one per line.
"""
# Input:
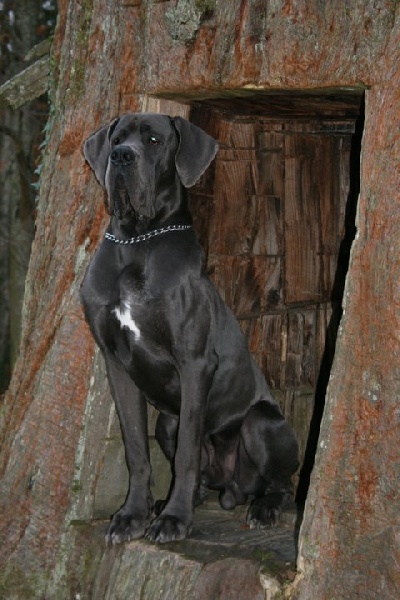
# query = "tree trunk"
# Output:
<box><xmin>0</xmin><ymin>2</ymin><xmax>399</xmax><ymax>598</ymax></box>
<box><xmin>296</xmin><ymin>25</ymin><xmax>400</xmax><ymax>598</ymax></box>
<box><xmin>0</xmin><ymin>2</ymin><xmax>138</xmax><ymax>594</ymax></box>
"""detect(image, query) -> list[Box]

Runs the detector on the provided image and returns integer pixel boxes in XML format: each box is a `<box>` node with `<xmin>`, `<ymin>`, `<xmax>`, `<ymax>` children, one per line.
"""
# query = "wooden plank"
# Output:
<box><xmin>281</xmin><ymin>308</ymin><xmax>317</xmax><ymax>388</ymax></box>
<box><xmin>315</xmin><ymin>302</ymin><xmax>334</xmax><ymax>367</ymax></box>
<box><xmin>238</xmin><ymin>314</ymin><xmax>284</xmax><ymax>391</ymax></box>
<box><xmin>338</xmin><ymin>136</ymin><xmax>352</xmax><ymax>236</ymax></box>
<box><xmin>285</xmin><ymin>310</ymin><xmax>303</xmax><ymax>388</ymax></box>
<box><xmin>208</xmin><ymin>255</ymin><xmax>282</xmax><ymax>316</ymax></box>
<box><xmin>301</xmin><ymin>309</ymin><xmax>317</xmax><ymax>387</ymax></box>
<box><xmin>317</xmin><ymin>135</ymin><xmax>335</xmax><ymax>297</ymax></box>
<box><xmin>282</xmin><ymin>119</ymin><xmax>355</xmax><ymax>134</ymax></box>
<box><xmin>218</xmin><ymin>148</ymin><xmax>257</xmax><ymax>161</ymax></box>
<box><xmin>281</xmin><ymin>388</ymin><xmax>315</xmax><ymax>490</ymax></box>
<box><xmin>255</xmin><ymin>128</ymin><xmax>285</xmax><ymax>197</ymax></box>
<box><xmin>194</xmin><ymin>94</ymin><xmax>362</xmax><ymax>121</ymax></box>
<box><xmin>284</xmin><ymin>153</ymin><xmax>318</xmax><ymax>303</ymax></box>
<box><xmin>208</xmin><ymin>118</ymin><xmax>256</xmax><ymax>148</ymax></box>
<box><xmin>210</xmin><ymin>167</ymin><xmax>283</xmax><ymax>256</ymax></box>
<box><xmin>250</xmin><ymin>195</ymin><xmax>282</xmax><ymax>256</ymax></box>
<box><xmin>284</xmin><ymin>134</ymin><xmax>330</xmax><ymax>303</ymax></box>
<box><xmin>256</xmin><ymin>148</ymin><xmax>285</xmax><ymax>197</ymax></box>
<box><xmin>260</xmin><ymin>314</ymin><xmax>284</xmax><ymax>390</ymax></box>
<box><xmin>283</xmin><ymin>129</ymin><xmax>352</xmax><ymax>303</ymax></box>
<box><xmin>190</xmin><ymin>105</ymin><xmax>221</xmax><ymax>140</ymax></box>
<box><xmin>229</xmin><ymin>121</ymin><xmax>256</xmax><ymax>148</ymax></box>
<box><xmin>211</xmin><ymin>159</ymin><xmax>257</xmax><ymax>254</ymax></box>
<box><xmin>188</xmin><ymin>193</ymin><xmax>214</xmax><ymax>253</ymax></box>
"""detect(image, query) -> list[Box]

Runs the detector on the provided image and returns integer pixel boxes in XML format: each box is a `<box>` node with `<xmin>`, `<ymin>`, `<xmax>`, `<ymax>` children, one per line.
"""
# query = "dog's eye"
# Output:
<box><xmin>148</xmin><ymin>136</ymin><xmax>161</xmax><ymax>146</ymax></box>
<box><xmin>111</xmin><ymin>137</ymin><xmax>120</xmax><ymax>146</ymax></box>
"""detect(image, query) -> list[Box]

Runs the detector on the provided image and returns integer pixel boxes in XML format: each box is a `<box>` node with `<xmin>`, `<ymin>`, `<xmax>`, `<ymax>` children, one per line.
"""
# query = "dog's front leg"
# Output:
<box><xmin>146</xmin><ymin>358</ymin><xmax>216</xmax><ymax>543</ymax></box>
<box><xmin>104</xmin><ymin>354</ymin><xmax>153</xmax><ymax>544</ymax></box>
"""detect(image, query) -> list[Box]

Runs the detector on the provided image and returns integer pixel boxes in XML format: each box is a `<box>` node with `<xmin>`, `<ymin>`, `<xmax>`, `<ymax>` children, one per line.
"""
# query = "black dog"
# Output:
<box><xmin>81</xmin><ymin>113</ymin><xmax>299</xmax><ymax>544</ymax></box>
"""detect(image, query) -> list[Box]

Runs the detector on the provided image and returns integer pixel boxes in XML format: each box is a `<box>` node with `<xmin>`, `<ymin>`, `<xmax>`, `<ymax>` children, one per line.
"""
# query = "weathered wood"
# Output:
<box><xmin>283</xmin><ymin>129</ymin><xmax>352</xmax><ymax>303</ymax></box>
<box><xmin>190</xmin><ymin>112</ymin><xmax>353</xmax><ymax>411</ymax></box>
<box><xmin>192</xmin><ymin>93</ymin><xmax>363</xmax><ymax>120</ymax></box>
<box><xmin>0</xmin><ymin>49</ymin><xmax>50</xmax><ymax>109</ymax></box>
<box><xmin>45</xmin><ymin>504</ymin><xmax>294</xmax><ymax>600</ymax></box>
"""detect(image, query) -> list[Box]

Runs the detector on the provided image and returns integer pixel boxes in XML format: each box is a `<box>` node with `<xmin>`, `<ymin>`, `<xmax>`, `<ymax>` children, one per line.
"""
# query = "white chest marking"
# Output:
<box><xmin>113</xmin><ymin>304</ymin><xmax>141</xmax><ymax>341</ymax></box>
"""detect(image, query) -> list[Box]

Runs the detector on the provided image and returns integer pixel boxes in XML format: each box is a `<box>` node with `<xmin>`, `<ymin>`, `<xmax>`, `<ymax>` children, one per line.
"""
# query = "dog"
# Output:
<box><xmin>81</xmin><ymin>113</ymin><xmax>299</xmax><ymax>544</ymax></box>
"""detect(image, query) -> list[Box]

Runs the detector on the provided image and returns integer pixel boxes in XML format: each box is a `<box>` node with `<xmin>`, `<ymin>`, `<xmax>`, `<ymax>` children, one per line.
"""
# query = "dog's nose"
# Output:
<box><xmin>110</xmin><ymin>145</ymin><xmax>135</xmax><ymax>166</ymax></box>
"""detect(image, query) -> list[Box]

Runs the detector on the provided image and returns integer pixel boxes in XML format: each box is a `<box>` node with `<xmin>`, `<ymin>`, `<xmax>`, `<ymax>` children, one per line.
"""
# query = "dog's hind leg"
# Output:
<box><xmin>155</xmin><ymin>412</ymin><xmax>178</xmax><ymax>464</ymax></box>
<box><xmin>236</xmin><ymin>401</ymin><xmax>299</xmax><ymax>528</ymax></box>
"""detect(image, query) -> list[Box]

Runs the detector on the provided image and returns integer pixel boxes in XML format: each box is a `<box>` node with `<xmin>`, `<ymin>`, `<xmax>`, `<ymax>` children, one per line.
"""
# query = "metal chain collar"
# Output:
<box><xmin>104</xmin><ymin>224</ymin><xmax>192</xmax><ymax>245</ymax></box>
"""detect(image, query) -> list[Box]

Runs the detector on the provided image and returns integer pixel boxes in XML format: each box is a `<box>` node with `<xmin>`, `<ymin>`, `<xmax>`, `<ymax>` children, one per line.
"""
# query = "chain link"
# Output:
<box><xmin>104</xmin><ymin>224</ymin><xmax>192</xmax><ymax>245</ymax></box>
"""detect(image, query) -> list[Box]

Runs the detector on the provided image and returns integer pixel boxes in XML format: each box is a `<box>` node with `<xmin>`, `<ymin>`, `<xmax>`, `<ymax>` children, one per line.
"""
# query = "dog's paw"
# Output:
<box><xmin>105</xmin><ymin>512</ymin><xmax>150</xmax><ymax>545</ymax></box>
<box><xmin>145</xmin><ymin>514</ymin><xmax>191</xmax><ymax>543</ymax></box>
<box><xmin>246</xmin><ymin>494</ymin><xmax>284</xmax><ymax>529</ymax></box>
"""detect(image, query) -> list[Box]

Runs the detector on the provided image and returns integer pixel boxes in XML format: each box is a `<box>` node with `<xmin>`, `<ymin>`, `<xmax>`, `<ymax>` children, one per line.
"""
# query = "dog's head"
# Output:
<box><xmin>83</xmin><ymin>113</ymin><xmax>218</xmax><ymax>222</ymax></box>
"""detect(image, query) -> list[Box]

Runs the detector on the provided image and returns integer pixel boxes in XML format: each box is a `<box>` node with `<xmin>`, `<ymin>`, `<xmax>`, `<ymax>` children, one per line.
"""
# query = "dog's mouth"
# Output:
<box><xmin>107</xmin><ymin>165</ymin><xmax>156</xmax><ymax>223</ymax></box>
<box><xmin>115</xmin><ymin>173</ymin><xmax>128</xmax><ymax>192</ymax></box>
<box><xmin>110</xmin><ymin>173</ymin><xmax>135</xmax><ymax>220</ymax></box>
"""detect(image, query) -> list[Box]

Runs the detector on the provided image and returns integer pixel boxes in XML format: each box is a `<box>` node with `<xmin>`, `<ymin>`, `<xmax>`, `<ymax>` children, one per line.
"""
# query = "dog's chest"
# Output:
<box><xmin>104</xmin><ymin>267</ymin><xmax>149</xmax><ymax>347</ymax></box>
<box><xmin>112</xmin><ymin>299</ymin><xmax>142</xmax><ymax>341</ymax></box>
<box><xmin>82</xmin><ymin>248</ymin><xmax>148</xmax><ymax>341</ymax></box>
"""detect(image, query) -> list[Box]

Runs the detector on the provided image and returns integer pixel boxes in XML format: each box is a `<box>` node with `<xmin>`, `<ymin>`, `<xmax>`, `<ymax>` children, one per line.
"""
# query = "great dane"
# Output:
<box><xmin>81</xmin><ymin>113</ymin><xmax>299</xmax><ymax>544</ymax></box>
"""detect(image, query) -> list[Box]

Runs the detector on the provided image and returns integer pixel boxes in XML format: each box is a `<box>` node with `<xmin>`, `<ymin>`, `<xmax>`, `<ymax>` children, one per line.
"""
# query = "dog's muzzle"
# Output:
<box><xmin>108</xmin><ymin>146</ymin><xmax>137</xmax><ymax>220</ymax></box>
<box><xmin>107</xmin><ymin>144</ymin><xmax>155</xmax><ymax>222</ymax></box>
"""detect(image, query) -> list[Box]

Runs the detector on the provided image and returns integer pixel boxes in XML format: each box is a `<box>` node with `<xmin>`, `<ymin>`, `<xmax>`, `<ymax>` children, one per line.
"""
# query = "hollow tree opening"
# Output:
<box><xmin>185</xmin><ymin>89</ymin><xmax>364</xmax><ymax>508</ymax></box>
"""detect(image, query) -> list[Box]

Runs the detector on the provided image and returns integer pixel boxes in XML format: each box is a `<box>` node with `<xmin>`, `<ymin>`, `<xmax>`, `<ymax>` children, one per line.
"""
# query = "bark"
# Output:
<box><xmin>296</xmin><ymin>18</ymin><xmax>400</xmax><ymax>598</ymax></box>
<box><xmin>0</xmin><ymin>2</ymin><xmax>138</xmax><ymax>594</ymax></box>
<box><xmin>0</xmin><ymin>1</ymin><xmax>399</xmax><ymax>598</ymax></box>
<box><xmin>0</xmin><ymin>1</ymin><xmax>50</xmax><ymax>390</ymax></box>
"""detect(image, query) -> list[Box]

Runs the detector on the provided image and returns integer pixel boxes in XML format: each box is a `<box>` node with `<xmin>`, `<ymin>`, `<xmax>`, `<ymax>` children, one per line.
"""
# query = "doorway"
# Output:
<box><xmin>187</xmin><ymin>90</ymin><xmax>364</xmax><ymax>502</ymax></box>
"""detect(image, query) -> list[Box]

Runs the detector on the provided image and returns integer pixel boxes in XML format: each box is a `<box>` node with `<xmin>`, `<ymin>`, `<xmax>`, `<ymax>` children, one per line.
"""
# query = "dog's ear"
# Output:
<box><xmin>172</xmin><ymin>116</ymin><xmax>218</xmax><ymax>188</ymax></box>
<box><xmin>83</xmin><ymin>118</ymin><xmax>120</xmax><ymax>186</ymax></box>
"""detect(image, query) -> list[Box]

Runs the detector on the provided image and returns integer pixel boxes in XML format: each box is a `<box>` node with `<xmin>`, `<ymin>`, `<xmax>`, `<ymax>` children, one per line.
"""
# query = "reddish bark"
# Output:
<box><xmin>297</xmin><ymin>20</ymin><xmax>400</xmax><ymax>596</ymax></box>
<box><xmin>0</xmin><ymin>1</ymin><xmax>399</xmax><ymax>597</ymax></box>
